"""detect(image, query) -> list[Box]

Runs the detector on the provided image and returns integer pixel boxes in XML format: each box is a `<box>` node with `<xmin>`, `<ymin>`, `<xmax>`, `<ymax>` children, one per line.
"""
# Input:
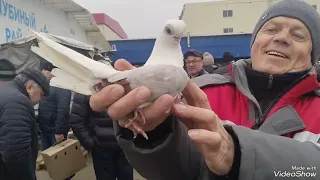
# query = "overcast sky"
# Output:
<box><xmin>73</xmin><ymin>0</ymin><xmax>216</xmax><ymax>39</ymax></box>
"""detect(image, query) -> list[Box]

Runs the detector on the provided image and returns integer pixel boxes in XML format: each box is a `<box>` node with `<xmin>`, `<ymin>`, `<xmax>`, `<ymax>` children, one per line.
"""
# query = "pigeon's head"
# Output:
<box><xmin>162</xmin><ymin>19</ymin><xmax>186</xmax><ymax>43</ymax></box>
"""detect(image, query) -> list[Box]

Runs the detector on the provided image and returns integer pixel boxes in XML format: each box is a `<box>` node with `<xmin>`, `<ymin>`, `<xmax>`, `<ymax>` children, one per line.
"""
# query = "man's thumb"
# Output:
<box><xmin>114</xmin><ymin>59</ymin><xmax>136</xmax><ymax>71</ymax></box>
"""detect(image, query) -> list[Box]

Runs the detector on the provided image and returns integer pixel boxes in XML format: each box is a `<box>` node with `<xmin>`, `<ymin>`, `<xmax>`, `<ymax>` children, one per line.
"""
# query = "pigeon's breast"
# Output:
<box><xmin>126</xmin><ymin>65</ymin><xmax>189</xmax><ymax>102</ymax></box>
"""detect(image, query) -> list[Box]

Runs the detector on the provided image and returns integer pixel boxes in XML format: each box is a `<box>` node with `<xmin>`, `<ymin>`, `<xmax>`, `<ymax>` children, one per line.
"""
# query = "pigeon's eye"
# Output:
<box><xmin>165</xmin><ymin>27</ymin><xmax>172</xmax><ymax>35</ymax></box>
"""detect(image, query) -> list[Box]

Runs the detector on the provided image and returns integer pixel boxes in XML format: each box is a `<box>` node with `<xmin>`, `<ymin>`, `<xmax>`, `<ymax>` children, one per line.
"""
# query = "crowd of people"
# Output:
<box><xmin>0</xmin><ymin>0</ymin><xmax>320</xmax><ymax>180</ymax></box>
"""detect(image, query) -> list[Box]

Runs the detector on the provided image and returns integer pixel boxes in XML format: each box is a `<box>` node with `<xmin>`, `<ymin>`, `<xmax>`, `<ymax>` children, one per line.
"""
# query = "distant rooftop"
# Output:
<box><xmin>92</xmin><ymin>13</ymin><xmax>128</xmax><ymax>39</ymax></box>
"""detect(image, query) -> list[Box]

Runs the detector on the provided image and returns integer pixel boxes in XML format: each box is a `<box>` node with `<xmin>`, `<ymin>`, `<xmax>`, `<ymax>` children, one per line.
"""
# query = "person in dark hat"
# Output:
<box><xmin>184</xmin><ymin>50</ymin><xmax>208</xmax><ymax>78</ymax></box>
<box><xmin>0</xmin><ymin>68</ymin><xmax>50</xmax><ymax>180</ymax></box>
<box><xmin>37</xmin><ymin>63</ymin><xmax>73</xmax><ymax>180</ymax></box>
<box><xmin>37</xmin><ymin>62</ymin><xmax>71</xmax><ymax>150</ymax></box>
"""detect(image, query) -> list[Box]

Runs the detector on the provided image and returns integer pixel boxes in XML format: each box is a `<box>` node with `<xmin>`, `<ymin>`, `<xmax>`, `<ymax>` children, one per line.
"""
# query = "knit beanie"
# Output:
<box><xmin>250</xmin><ymin>0</ymin><xmax>320</xmax><ymax>64</ymax></box>
<box><xmin>203</xmin><ymin>52</ymin><xmax>214</xmax><ymax>66</ymax></box>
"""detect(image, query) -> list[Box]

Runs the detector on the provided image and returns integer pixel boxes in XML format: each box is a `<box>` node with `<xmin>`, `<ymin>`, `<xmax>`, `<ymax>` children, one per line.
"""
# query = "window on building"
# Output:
<box><xmin>312</xmin><ymin>5</ymin><xmax>317</xmax><ymax>10</ymax></box>
<box><xmin>223</xmin><ymin>10</ymin><xmax>233</xmax><ymax>17</ymax></box>
<box><xmin>223</xmin><ymin>28</ymin><xmax>233</xmax><ymax>33</ymax></box>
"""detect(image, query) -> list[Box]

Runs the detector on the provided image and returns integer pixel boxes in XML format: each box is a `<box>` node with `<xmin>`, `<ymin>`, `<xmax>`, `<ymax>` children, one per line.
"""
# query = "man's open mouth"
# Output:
<box><xmin>266</xmin><ymin>51</ymin><xmax>288</xmax><ymax>58</ymax></box>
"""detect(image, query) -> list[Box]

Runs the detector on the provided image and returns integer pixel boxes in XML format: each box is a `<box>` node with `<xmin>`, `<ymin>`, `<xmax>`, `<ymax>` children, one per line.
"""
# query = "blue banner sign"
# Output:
<box><xmin>0</xmin><ymin>0</ymin><xmax>37</xmax><ymax>29</ymax></box>
<box><xmin>0</xmin><ymin>0</ymin><xmax>42</xmax><ymax>42</ymax></box>
<box><xmin>5</xmin><ymin>27</ymin><xmax>22</xmax><ymax>42</ymax></box>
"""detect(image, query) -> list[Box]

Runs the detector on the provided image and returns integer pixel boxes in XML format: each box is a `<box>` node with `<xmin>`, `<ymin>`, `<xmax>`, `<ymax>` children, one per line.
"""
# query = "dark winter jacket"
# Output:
<box><xmin>0</xmin><ymin>79</ymin><xmax>38</xmax><ymax>180</ymax></box>
<box><xmin>37</xmin><ymin>86</ymin><xmax>71</xmax><ymax>134</ymax></box>
<box><xmin>69</xmin><ymin>93</ymin><xmax>118</xmax><ymax>150</ymax></box>
<box><xmin>189</xmin><ymin>69</ymin><xmax>208</xmax><ymax>78</ymax></box>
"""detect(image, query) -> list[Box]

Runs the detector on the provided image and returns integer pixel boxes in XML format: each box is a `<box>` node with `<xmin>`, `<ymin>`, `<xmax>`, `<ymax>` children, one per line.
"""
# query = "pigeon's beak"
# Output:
<box><xmin>173</xmin><ymin>35</ymin><xmax>182</xmax><ymax>42</ymax></box>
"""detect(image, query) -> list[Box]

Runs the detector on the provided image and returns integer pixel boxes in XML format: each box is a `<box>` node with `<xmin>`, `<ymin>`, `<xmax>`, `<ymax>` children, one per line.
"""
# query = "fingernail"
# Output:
<box><xmin>165</xmin><ymin>107</ymin><xmax>171</xmax><ymax>114</ymax></box>
<box><xmin>188</xmin><ymin>130</ymin><xmax>199</xmax><ymax>138</ymax></box>
<box><xmin>136</xmin><ymin>87</ymin><xmax>150</xmax><ymax>101</ymax></box>
<box><xmin>174</xmin><ymin>103</ymin><xmax>187</xmax><ymax>112</ymax></box>
<box><xmin>108</xmin><ymin>85</ymin><xmax>122</xmax><ymax>96</ymax></box>
<box><xmin>110</xmin><ymin>86</ymin><xmax>119</xmax><ymax>93</ymax></box>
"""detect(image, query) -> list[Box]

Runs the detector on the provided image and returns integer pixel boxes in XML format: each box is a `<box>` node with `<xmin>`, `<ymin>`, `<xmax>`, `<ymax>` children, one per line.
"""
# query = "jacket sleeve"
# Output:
<box><xmin>114</xmin><ymin>116</ymin><xmax>202</xmax><ymax>180</ymax></box>
<box><xmin>0</xmin><ymin>98</ymin><xmax>36</xmax><ymax>180</ymax></box>
<box><xmin>115</xmin><ymin>117</ymin><xmax>320</xmax><ymax>180</ymax></box>
<box><xmin>69</xmin><ymin>93</ymin><xmax>95</xmax><ymax>150</ymax></box>
<box><xmin>227</xmin><ymin>125</ymin><xmax>320</xmax><ymax>180</ymax></box>
<box><xmin>55</xmin><ymin>87</ymin><xmax>71</xmax><ymax>134</ymax></box>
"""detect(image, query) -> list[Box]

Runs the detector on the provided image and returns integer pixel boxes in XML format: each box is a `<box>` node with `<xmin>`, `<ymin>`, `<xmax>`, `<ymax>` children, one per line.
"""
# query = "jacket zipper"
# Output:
<box><xmin>267</xmin><ymin>75</ymin><xmax>273</xmax><ymax>89</ymax></box>
<box><xmin>251</xmin><ymin>73</ymin><xmax>311</xmax><ymax>130</ymax></box>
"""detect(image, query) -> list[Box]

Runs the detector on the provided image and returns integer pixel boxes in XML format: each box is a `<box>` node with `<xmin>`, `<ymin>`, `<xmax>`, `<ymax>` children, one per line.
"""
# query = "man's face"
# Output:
<box><xmin>251</xmin><ymin>17</ymin><xmax>312</xmax><ymax>74</ymax></box>
<box><xmin>185</xmin><ymin>56</ymin><xmax>204</xmax><ymax>75</ymax></box>
<box><xmin>26</xmin><ymin>82</ymin><xmax>44</xmax><ymax>104</ymax></box>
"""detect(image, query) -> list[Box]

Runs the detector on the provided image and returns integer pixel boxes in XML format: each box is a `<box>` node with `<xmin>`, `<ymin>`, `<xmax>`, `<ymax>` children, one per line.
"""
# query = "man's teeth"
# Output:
<box><xmin>267</xmin><ymin>51</ymin><xmax>287</xmax><ymax>58</ymax></box>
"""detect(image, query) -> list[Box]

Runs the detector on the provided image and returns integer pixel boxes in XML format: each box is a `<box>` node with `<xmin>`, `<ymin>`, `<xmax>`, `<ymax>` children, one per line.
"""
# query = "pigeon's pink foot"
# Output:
<box><xmin>137</xmin><ymin>108</ymin><xmax>146</xmax><ymax>124</ymax></box>
<box><xmin>173</xmin><ymin>93</ymin><xmax>182</xmax><ymax>104</ymax></box>
<box><xmin>124</xmin><ymin>109</ymin><xmax>148</xmax><ymax>139</ymax></box>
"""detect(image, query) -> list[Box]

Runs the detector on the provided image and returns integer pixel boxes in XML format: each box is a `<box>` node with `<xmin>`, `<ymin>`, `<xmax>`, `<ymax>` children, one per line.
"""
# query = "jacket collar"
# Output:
<box><xmin>193</xmin><ymin>59</ymin><xmax>319</xmax><ymax>135</ymax></box>
<box><xmin>189</xmin><ymin>68</ymin><xmax>208</xmax><ymax>78</ymax></box>
<box><xmin>11</xmin><ymin>78</ymin><xmax>30</xmax><ymax>99</ymax></box>
<box><xmin>229</xmin><ymin>59</ymin><xmax>319</xmax><ymax>99</ymax></box>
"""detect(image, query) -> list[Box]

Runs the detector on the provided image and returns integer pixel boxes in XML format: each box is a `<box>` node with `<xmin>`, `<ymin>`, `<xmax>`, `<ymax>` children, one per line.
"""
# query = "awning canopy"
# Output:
<box><xmin>38</xmin><ymin>0</ymin><xmax>111</xmax><ymax>52</ymax></box>
<box><xmin>0</xmin><ymin>32</ymin><xmax>109</xmax><ymax>79</ymax></box>
<box><xmin>4</xmin><ymin>32</ymin><xmax>96</xmax><ymax>52</ymax></box>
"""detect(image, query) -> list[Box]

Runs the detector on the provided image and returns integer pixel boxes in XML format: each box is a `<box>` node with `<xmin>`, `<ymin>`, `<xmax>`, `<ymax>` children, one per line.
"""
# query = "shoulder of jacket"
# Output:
<box><xmin>192</xmin><ymin>73</ymin><xmax>233</xmax><ymax>88</ymax></box>
<box><xmin>313</xmin><ymin>88</ymin><xmax>320</xmax><ymax>97</ymax></box>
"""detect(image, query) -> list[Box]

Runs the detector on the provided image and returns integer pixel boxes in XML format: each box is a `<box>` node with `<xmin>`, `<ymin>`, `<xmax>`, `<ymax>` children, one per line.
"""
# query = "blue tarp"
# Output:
<box><xmin>109</xmin><ymin>34</ymin><xmax>252</xmax><ymax>64</ymax></box>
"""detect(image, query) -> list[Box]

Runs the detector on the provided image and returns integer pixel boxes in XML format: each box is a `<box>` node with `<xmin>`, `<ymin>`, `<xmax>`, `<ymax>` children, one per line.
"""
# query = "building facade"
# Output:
<box><xmin>0</xmin><ymin>0</ymin><xmax>111</xmax><ymax>51</ymax></box>
<box><xmin>93</xmin><ymin>13</ymin><xmax>128</xmax><ymax>41</ymax></box>
<box><xmin>180</xmin><ymin>0</ymin><xmax>319</xmax><ymax>36</ymax></box>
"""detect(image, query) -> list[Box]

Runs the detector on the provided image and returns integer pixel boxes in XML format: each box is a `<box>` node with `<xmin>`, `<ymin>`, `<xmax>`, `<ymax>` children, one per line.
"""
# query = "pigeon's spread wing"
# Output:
<box><xmin>30</xmin><ymin>30</ymin><xmax>118</xmax><ymax>86</ymax></box>
<box><xmin>50</xmin><ymin>68</ymin><xmax>94</xmax><ymax>95</ymax></box>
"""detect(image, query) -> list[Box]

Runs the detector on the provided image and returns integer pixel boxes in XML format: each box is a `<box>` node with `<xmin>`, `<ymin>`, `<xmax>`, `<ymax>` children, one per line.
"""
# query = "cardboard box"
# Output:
<box><xmin>41</xmin><ymin>139</ymin><xmax>87</xmax><ymax>180</ymax></box>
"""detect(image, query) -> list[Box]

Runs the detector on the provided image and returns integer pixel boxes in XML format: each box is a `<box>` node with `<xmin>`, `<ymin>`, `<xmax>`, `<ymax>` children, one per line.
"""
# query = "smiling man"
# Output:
<box><xmin>251</xmin><ymin>17</ymin><xmax>314</xmax><ymax>75</ymax></box>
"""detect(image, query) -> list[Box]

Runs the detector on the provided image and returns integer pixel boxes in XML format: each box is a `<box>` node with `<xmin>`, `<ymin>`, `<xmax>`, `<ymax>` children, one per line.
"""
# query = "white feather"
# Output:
<box><xmin>30</xmin><ymin>30</ymin><xmax>118</xmax><ymax>81</ymax></box>
<box><xmin>50</xmin><ymin>68</ymin><xmax>94</xmax><ymax>95</ymax></box>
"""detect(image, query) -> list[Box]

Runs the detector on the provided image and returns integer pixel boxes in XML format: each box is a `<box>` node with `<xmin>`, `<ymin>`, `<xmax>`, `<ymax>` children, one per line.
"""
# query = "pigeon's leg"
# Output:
<box><xmin>131</xmin><ymin>121</ymin><xmax>148</xmax><ymax>140</ymax></box>
<box><xmin>136</xmin><ymin>108</ymin><xmax>146</xmax><ymax>124</ymax></box>
<box><xmin>173</xmin><ymin>93</ymin><xmax>183</xmax><ymax>104</ymax></box>
<box><xmin>124</xmin><ymin>109</ymin><xmax>148</xmax><ymax>139</ymax></box>
<box><xmin>125</xmin><ymin>108</ymin><xmax>145</xmax><ymax>127</ymax></box>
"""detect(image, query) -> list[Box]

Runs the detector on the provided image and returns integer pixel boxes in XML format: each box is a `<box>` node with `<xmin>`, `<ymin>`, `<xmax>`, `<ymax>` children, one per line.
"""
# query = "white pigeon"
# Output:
<box><xmin>30</xmin><ymin>19</ymin><xmax>189</xmax><ymax>139</ymax></box>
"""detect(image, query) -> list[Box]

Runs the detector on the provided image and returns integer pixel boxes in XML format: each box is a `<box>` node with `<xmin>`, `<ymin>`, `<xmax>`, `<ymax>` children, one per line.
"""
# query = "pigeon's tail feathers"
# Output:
<box><xmin>106</xmin><ymin>70</ymin><xmax>130</xmax><ymax>83</ymax></box>
<box><xmin>29</xmin><ymin>30</ymin><xmax>118</xmax><ymax>81</ymax></box>
<box><xmin>50</xmin><ymin>68</ymin><xmax>96</xmax><ymax>96</ymax></box>
<box><xmin>33</xmin><ymin>42</ymin><xmax>97</xmax><ymax>85</ymax></box>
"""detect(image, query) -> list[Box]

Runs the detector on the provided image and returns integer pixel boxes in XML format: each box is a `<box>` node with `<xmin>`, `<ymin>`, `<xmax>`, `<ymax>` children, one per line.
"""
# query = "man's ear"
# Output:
<box><xmin>25</xmin><ymin>82</ymin><xmax>33</xmax><ymax>93</ymax></box>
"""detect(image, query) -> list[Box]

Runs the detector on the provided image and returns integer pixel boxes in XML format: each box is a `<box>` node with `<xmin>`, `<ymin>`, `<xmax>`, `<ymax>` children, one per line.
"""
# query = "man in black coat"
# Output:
<box><xmin>70</xmin><ymin>93</ymin><xmax>133</xmax><ymax>180</ymax></box>
<box><xmin>0</xmin><ymin>68</ymin><xmax>50</xmax><ymax>180</ymax></box>
<box><xmin>37</xmin><ymin>68</ymin><xmax>71</xmax><ymax>150</ymax></box>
